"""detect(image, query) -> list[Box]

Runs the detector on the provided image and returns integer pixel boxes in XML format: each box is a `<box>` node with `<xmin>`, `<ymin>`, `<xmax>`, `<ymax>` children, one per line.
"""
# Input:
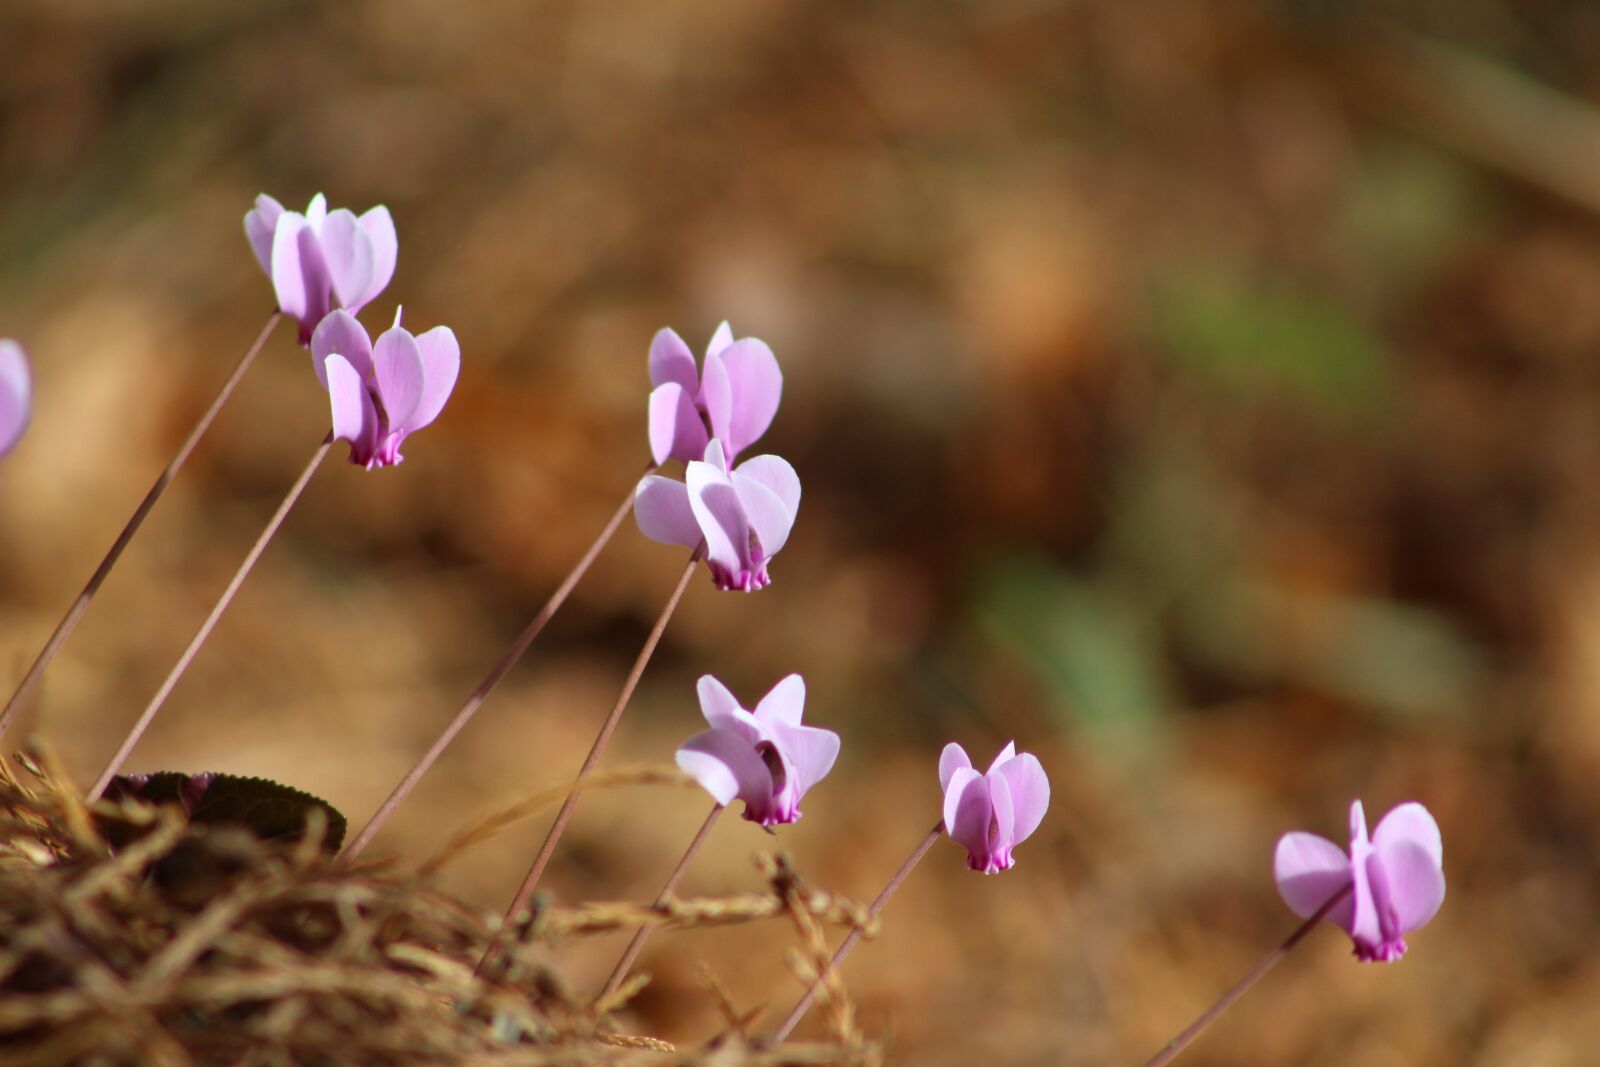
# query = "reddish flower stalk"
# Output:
<box><xmin>1140</xmin><ymin>884</ymin><xmax>1353</xmax><ymax>1067</ymax></box>
<box><xmin>769</xmin><ymin>820</ymin><xmax>945</xmax><ymax>1045</ymax></box>
<box><xmin>343</xmin><ymin>472</ymin><xmax>652</xmax><ymax>860</ymax></box>
<box><xmin>0</xmin><ymin>312</ymin><xmax>283</xmax><ymax>742</ymax></box>
<box><xmin>87</xmin><ymin>432</ymin><xmax>334</xmax><ymax>802</ymax></box>
<box><xmin>598</xmin><ymin>800</ymin><xmax>725</xmax><ymax>1001</ymax></box>
<box><xmin>481</xmin><ymin>547</ymin><xmax>702</xmax><ymax>973</ymax></box>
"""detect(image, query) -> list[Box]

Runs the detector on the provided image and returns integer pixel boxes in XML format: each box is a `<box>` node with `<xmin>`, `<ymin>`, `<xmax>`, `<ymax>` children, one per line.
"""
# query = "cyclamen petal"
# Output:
<box><xmin>649</xmin><ymin>382</ymin><xmax>708</xmax><ymax>466</ymax></box>
<box><xmin>676</xmin><ymin>674</ymin><xmax>840</xmax><ymax>828</ymax></box>
<box><xmin>0</xmin><ymin>340</ymin><xmax>32</xmax><ymax>458</ymax></box>
<box><xmin>1272</xmin><ymin>799</ymin><xmax>1445</xmax><ymax>963</ymax></box>
<box><xmin>939</xmin><ymin>741</ymin><xmax>1050</xmax><ymax>874</ymax></box>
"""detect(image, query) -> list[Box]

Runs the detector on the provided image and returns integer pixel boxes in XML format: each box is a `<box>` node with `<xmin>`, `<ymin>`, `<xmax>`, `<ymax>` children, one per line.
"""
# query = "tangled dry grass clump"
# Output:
<box><xmin>0</xmin><ymin>752</ymin><xmax>880</xmax><ymax>1066</ymax></box>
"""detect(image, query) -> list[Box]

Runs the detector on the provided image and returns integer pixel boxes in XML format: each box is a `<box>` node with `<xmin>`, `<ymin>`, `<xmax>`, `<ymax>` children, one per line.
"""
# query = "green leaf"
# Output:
<box><xmin>102</xmin><ymin>772</ymin><xmax>346</xmax><ymax>852</ymax></box>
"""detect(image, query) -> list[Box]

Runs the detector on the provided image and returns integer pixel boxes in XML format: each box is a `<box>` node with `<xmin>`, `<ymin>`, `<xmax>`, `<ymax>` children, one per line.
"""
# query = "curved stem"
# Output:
<box><xmin>0</xmin><ymin>312</ymin><xmax>283</xmax><ymax>741</ymax></box>
<box><xmin>481</xmin><ymin>547</ymin><xmax>701</xmax><ymax>974</ymax></box>
<box><xmin>1140</xmin><ymin>884</ymin><xmax>1353</xmax><ymax>1067</ymax></box>
<box><xmin>599</xmin><ymin>801</ymin><xmax>724</xmax><ymax>1001</ymax></box>
<box><xmin>87</xmin><ymin>432</ymin><xmax>333</xmax><ymax>802</ymax></box>
<box><xmin>343</xmin><ymin>471</ymin><xmax>652</xmax><ymax>860</ymax></box>
<box><xmin>769</xmin><ymin>820</ymin><xmax>944</xmax><ymax>1045</ymax></box>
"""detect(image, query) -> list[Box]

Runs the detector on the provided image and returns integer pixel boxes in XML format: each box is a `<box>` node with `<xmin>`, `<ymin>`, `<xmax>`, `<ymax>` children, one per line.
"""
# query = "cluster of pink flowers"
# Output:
<box><xmin>246</xmin><ymin>194</ymin><xmax>458</xmax><ymax>469</ymax></box>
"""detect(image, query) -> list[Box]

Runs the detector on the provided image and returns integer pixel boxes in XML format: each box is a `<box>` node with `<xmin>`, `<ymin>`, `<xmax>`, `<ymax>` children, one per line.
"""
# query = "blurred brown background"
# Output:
<box><xmin>4</xmin><ymin>0</ymin><xmax>1600</xmax><ymax>1062</ymax></box>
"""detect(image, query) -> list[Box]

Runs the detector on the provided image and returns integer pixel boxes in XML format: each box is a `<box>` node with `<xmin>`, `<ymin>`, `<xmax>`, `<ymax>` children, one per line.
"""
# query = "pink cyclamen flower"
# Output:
<box><xmin>244</xmin><ymin>193</ymin><xmax>397</xmax><ymax>344</ymax></box>
<box><xmin>634</xmin><ymin>439</ymin><xmax>799</xmax><ymax>591</ymax></box>
<box><xmin>648</xmin><ymin>322</ymin><xmax>782</xmax><ymax>467</ymax></box>
<box><xmin>939</xmin><ymin>742</ymin><xmax>1050</xmax><ymax>874</ymax></box>
<box><xmin>310</xmin><ymin>309</ymin><xmax>459</xmax><ymax>470</ymax></box>
<box><xmin>1275</xmin><ymin>799</ymin><xmax>1445</xmax><ymax>963</ymax></box>
<box><xmin>676</xmin><ymin>674</ymin><xmax>840</xmax><ymax>827</ymax></box>
<box><xmin>0</xmin><ymin>340</ymin><xmax>30</xmax><ymax>458</ymax></box>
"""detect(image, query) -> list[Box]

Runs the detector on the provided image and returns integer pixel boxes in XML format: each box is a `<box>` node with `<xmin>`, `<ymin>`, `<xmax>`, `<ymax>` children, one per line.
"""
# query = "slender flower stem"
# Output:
<box><xmin>599</xmin><ymin>800</ymin><xmax>724</xmax><ymax>1001</ymax></box>
<box><xmin>482</xmin><ymin>548</ymin><xmax>702</xmax><ymax>972</ymax></box>
<box><xmin>769</xmin><ymin>820</ymin><xmax>944</xmax><ymax>1045</ymax></box>
<box><xmin>0</xmin><ymin>312</ymin><xmax>283</xmax><ymax>742</ymax></box>
<box><xmin>1140</xmin><ymin>884</ymin><xmax>1354</xmax><ymax>1067</ymax></box>
<box><xmin>87</xmin><ymin>432</ymin><xmax>334</xmax><ymax>802</ymax></box>
<box><xmin>343</xmin><ymin>473</ymin><xmax>653</xmax><ymax>860</ymax></box>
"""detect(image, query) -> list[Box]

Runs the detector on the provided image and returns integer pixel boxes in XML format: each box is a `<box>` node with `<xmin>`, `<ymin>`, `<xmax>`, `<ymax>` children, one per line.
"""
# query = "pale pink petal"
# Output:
<box><xmin>1372</xmin><ymin>802</ymin><xmax>1443</xmax><ymax>869</ymax></box>
<box><xmin>1374</xmin><ymin>839</ymin><xmax>1446</xmax><ymax>935</ymax></box>
<box><xmin>696</xmin><ymin>675</ymin><xmax>744</xmax><ymax>725</ymax></box>
<box><xmin>706</xmin><ymin>321</ymin><xmax>734</xmax><ymax>358</ymax></box>
<box><xmin>304</xmin><ymin>193</ymin><xmax>327</xmax><ymax>227</ymax></box>
<box><xmin>986</xmin><ymin>742</ymin><xmax>1018</xmax><ymax>774</ymax></box>
<box><xmin>730</xmin><ymin>465</ymin><xmax>796</xmax><ymax>557</ymax></box>
<box><xmin>1274</xmin><ymin>831</ymin><xmax>1355</xmax><ymax>932</ymax></box>
<box><xmin>730</xmin><ymin>454</ymin><xmax>800</xmax><ymax>517</ymax></box>
<box><xmin>634</xmin><ymin>475</ymin><xmax>702</xmax><ymax>546</ymax></box>
<box><xmin>938</xmin><ymin>742</ymin><xmax>973</xmax><ymax>793</ymax></box>
<box><xmin>714</xmin><ymin>338</ymin><xmax>782</xmax><ymax>459</ymax></box>
<box><xmin>699</xmin><ymin>347</ymin><xmax>734</xmax><ymax>446</ymax></box>
<box><xmin>243</xmin><ymin>193</ymin><xmax>284</xmax><ymax>274</ymax></box>
<box><xmin>944</xmin><ymin>768</ymin><xmax>992</xmax><ymax>857</ymax></box>
<box><xmin>318</xmin><ymin>209</ymin><xmax>375</xmax><ymax>313</ymax></box>
<box><xmin>754</xmin><ymin>674</ymin><xmax>806</xmax><ymax>728</ymax></box>
<box><xmin>770</xmin><ymin>722</ymin><xmax>839</xmax><ymax>799</ymax></box>
<box><xmin>649</xmin><ymin>382</ymin><xmax>708</xmax><ymax>466</ymax></box>
<box><xmin>325</xmin><ymin>354</ymin><xmax>377</xmax><ymax>459</ymax></box>
<box><xmin>649</xmin><ymin>327</ymin><xmax>699</xmax><ymax>392</ymax></box>
<box><xmin>677</xmin><ymin>728</ymin><xmax>773</xmax><ymax>810</ymax></box>
<box><xmin>989</xmin><ymin>770</ymin><xmax>1016</xmax><ymax>854</ymax></box>
<box><xmin>0</xmin><ymin>340</ymin><xmax>32</xmax><ymax>457</ymax></box>
<box><xmin>372</xmin><ymin>327</ymin><xmax>425</xmax><ymax>431</ymax></box>
<box><xmin>271</xmin><ymin>215</ymin><xmax>333</xmax><ymax>342</ymax></box>
<box><xmin>358</xmin><ymin>205</ymin><xmax>397</xmax><ymax>308</ymax></box>
<box><xmin>686</xmin><ymin>458</ymin><xmax>748</xmax><ymax>580</ymax></box>
<box><xmin>309</xmin><ymin>309</ymin><xmax>373</xmax><ymax>388</ymax></box>
<box><xmin>994</xmin><ymin>752</ymin><xmax>1049</xmax><ymax>847</ymax></box>
<box><xmin>409</xmin><ymin>325</ymin><xmax>460</xmax><ymax>430</ymax></box>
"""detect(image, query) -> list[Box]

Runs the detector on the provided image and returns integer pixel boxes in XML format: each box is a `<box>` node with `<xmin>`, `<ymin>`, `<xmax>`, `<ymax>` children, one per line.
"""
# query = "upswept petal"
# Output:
<box><xmin>770</xmin><ymin>721</ymin><xmax>839</xmax><ymax>798</ymax></box>
<box><xmin>271</xmin><ymin>215</ymin><xmax>331</xmax><ymax>334</ymax></box>
<box><xmin>695</xmin><ymin>675</ymin><xmax>744</xmax><ymax>725</ymax></box>
<box><xmin>634</xmin><ymin>475</ymin><xmax>701</xmax><ymax>547</ymax></box>
<box><xmin>310</xmin><ymin>310</ymin><xmax>374</xmax><ymax>387</ymax></box>
<box><xmin>372</xmin><ymin>327</ymin><xmax>425</xmax><ymax>432</ymax></box>
<box><xmin>326</xmin><ymin>354</ymin><xmax>378</xmax><ymax>460</ymax></box>
<box><xmin>699</xmin><ymin>349</ymin><xmax>734</xmax><ymax>452</ymax></box>
<box><xmin>944</xmin><ymin>768</ymin><xmax>992</xmax><ymax>859</ymax></box>
<box><xmin>730</xmin><ymin>472</ymin><xmax>794</xmax><ymax>559</ymax></box>
<box><xmin>987</xmin><ymin>742</ymin><xmax>1018</xmax><ymax>774</ymax></box>
<box><xmin>304</xmin><ymin>193</ymin><xmax>328</xmax><ymax>227</ymax></box>
<box><xmin>1374</xmin><ymin>839</ymin><xmax>1446</xmax><ymax>934</ymax></box>
<box><xmin>244</xmin><ymin>193</ymin><xmax>284</xmax><ymax>274</ymax></box>
<box><xmin>649</xmin><ymin>328</ymin><xmax>699</xmax><ymax>392</ymax></box>
<box><xmin>677</xmin><ymin>729</ymin><xmax>773</xmax><ymax>810</ymax></box>
<box><xmin>994</xmin><ymin>753</ymin><xmax>1049</xmax><ymax>847</ymax></box>
<box><xmin>730</xmin><ymin>454</ymin><xmax>801</xmax><ymax>517</ymax></box>
<box><xmin>989</xmin><ymin>770</ymin><xmax>1016</xmax><ymax>856</ymax></box>
<box><xmin>409</xmin><ymin>326</ymin><xmax>460</xmax><ymax>430</ymax></box>
<box><xmin>1372</xmin><ymin>802</ymin><xmax>1443</xmax><ymax>868</ymax></box>
<box><xmin>318</xmin><ymin>209</ymin><xmax>376</xmax><ymax>313</ymax></box>
<box><xmin>938</xmin><ymin>743</ymin><xmax>973</xmax><ymax>793</ymax></box>
<box><xmin>1273</xmin><ymin>831</ymin><xmax>1355</xmax><ymax>931</ymax></box>
<box><xmin>358</xmin><ymin>205</ymin><xmax>397</xmax><ymax>309</ymax></box>
<box><xmin>706</xmin><ymin>320</ymin><xmax>734</xmax><ymax>358</ymax></box>
<box><xmin>687</xmin><ymin>459</ymin><xmax>750</xmax><ymax>581</ymax></box>
<box><xmin>714</xmin><ymin>338</ymin><xmax>782</xmax><ymax>458</ymax></box>
<box><xmin>754</xmin><ymin>674</ymin><xmax>806</xmax><ymax>728</ymax></box>
<box><xmin>0</xmin><ymin>340</ymin><xmax>32</xmax><ymax>457</ymax></box>
<box><xmin>649</xmin><ymin>382</ymin><xmax>708</xmax><ymax>466</ymax></box>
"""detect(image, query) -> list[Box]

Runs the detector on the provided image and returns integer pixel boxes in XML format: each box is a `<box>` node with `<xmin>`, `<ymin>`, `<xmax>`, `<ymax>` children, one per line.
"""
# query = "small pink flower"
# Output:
<box><xmin>939</xmin><ymin>741</ymin><xmax>1050</xmax><ymax>874</ymax></box>
<box><xmin>310</xmin><ymin>309</ymin><xmax>459</xmax><ymax>470</ymax></box>
<box><xmin>244</xmin><ymin>193</ymin><xmax>397</xmax><ymax>344</ymax></box>
<box><xmin>648</xmin><ymin>322</ymin><xmax>782</xmax><ymax>467</ymax></box>
<box><xmin>676</xmin><ymin>674</ymin><xmax>840</xmax><ymax>827</ymax></box>
<box><xmin>1275</xmin><ymin>799</ymin><xmax>1445</xmax><ymax>963</ymax></box>
<box><xmin>634</xmin><ymin>439</ymin><xmax>799</xmax><ymax>591</ymax></box>
<box><xmin>0</xmin><ymin>340</ymin><xmax>30</xmax><ymax>458</ymax></box>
